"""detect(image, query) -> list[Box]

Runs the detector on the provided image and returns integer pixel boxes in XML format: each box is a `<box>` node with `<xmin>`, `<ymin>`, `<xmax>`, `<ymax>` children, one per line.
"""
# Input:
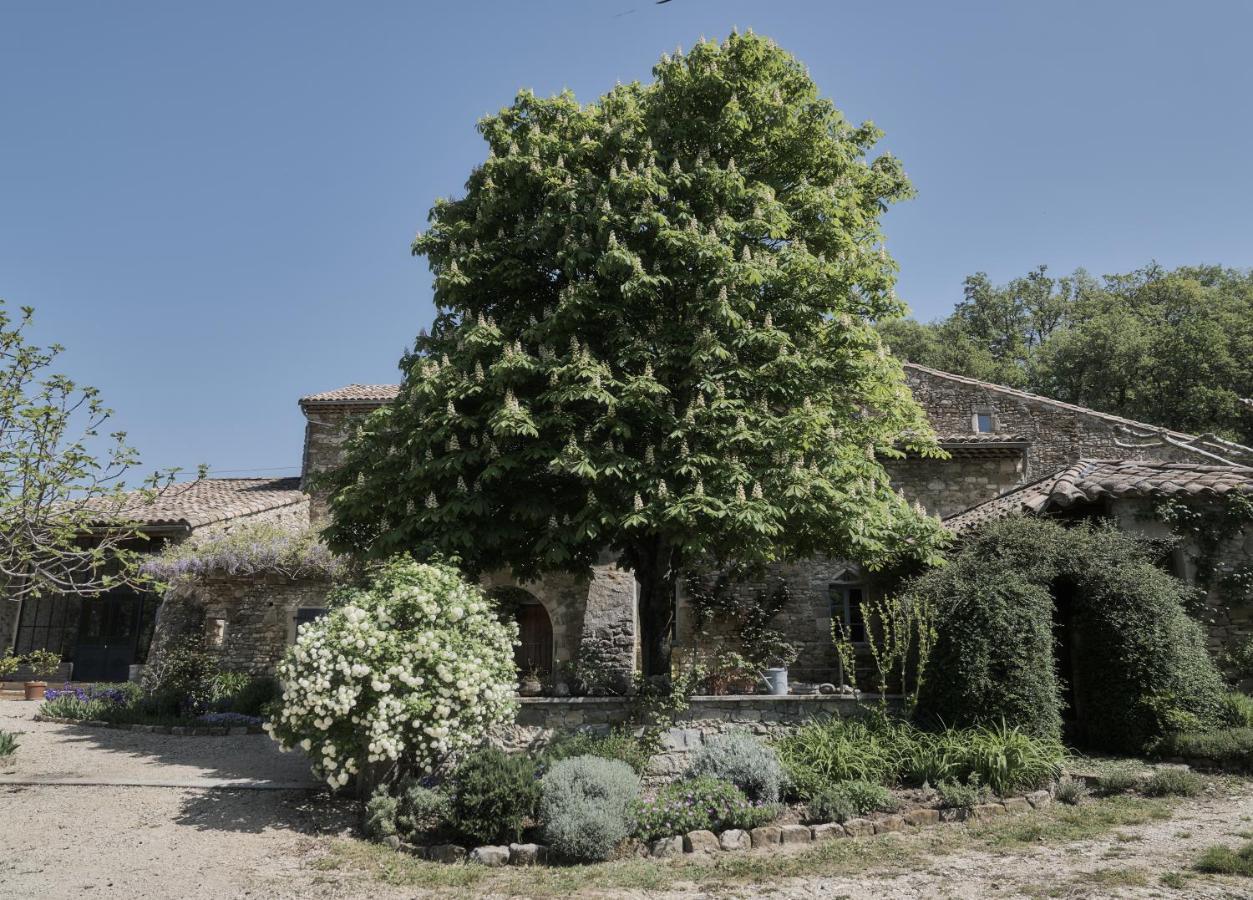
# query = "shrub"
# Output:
<box><xmin>141</xmin><ymin>635</ymin><xmax>217</xmax><ymax>716</ymax></box>
<box><xmin>907</xmin><ymin>519</ymin><xmax>1226</xmax><ymax>751</ymax></box>
<box><xmin>1095</xmin><ymin>766</ymin><xmax>1140</xmax><ymax>795</ymax></box>
<box><xmin>830</xmin><ymin>779</ymin><xmax>899</xmax><ymax>815</ymax></box>
<box><xmin>0</xmin><ymin>652</ymin><xmax>20</xmax><ymax>677</ymax></box>
<box><xmin>39</xmin><ymin>682</ymin><xmax>139</xmax><ymax>721</ymax></box>
<box><xmin>213</xmin><ymin>675</ymin><xmax>281</xmax><ymax>717</ymax></box>
<box><xmin>1143</xmin><ymin>768</ymin><xmax>1205</xmax><ymax>797</ymax></box>
<box><xmin>267</xmin><ymin>558</ymin><xmax>518</xmax><ymax>789</ymax></box>
<box><xmin>1154</xmin><ymin>728</ymin><xmax>1253</xmax><ymax>770</ymax></box>
<box><xmin>142</xmin><ymin>522</ymin><xmax>344</xmax><ymax>584</ymax></box>
<box><xmin>1194</xmin><ymin>841</ymin><xmax>1253</xmax><ymax>877</ymax></box>
<box><xmin>633</xmin><ymin>776</ymin><xmax>780</xmax><ymax>841</ymax></box>
<box><xmin>965</xmin><ymin>722</ymin><xmax>1064</xmax><ymax>795</ymax></box>
<box><xmin>449</xmin><ymin>748</ymin><xmax>541</xmax><ymax>845</ymax></box>
<box><xmin>804</xmin><ymin>785</ymin><xmax>856</xmax><ymax>823</ymax></box>
<box><xmin>0</xmin><ymin>730</ymin><xmax>16</xmax><ymax>759</ymax></box>
<box><xmin>935</xmin><ymin>778</ymin><xmax>988</xmax><ymax>810</ymax></box>
<box><xmin>685</xmin><ymin>731</ymin><xmax>785</xmax><ymax>803</ymax></box>
<box><xmin>22</xmin><ymin>649</ymin><xmax>62</xmax><ymax>676</ymax></box>
<box><xmin>1054</xmin><ymin>776</ymin><xmax>1088</xmax><ymax>805</ymax></box>
<box><xmin>540</xmin><ymin>756</ymin><xmax>639</xmax><ymax>862</ymax></box>
<box><xmin>775</xmin><ymin>717</ymin><xmax>903</xmax><ymax>798</ymax></box>
<box><xmin>1221</xmin><ymin>692</ymin><xmax>1253</xmax><ymax>728</ymax></box>
<box><xmin>363</xmin><ymin>786</ymin><xmax>400</xmax><ymax>840</ymax></box>
<box><xmin>544</xmin><ymin>729</ymin><xmax>658</xmax><ymax>775</ymax></box>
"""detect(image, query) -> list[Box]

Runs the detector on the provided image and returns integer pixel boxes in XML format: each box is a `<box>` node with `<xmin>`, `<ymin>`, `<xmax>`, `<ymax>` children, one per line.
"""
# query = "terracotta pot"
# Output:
<box><xmin>23</xmin><ymin>681</ymin><xmax>46</xmax><ymax>701</ymax></box>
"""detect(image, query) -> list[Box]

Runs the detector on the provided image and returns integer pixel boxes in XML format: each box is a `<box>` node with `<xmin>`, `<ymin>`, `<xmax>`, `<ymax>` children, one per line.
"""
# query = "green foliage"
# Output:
<box><xmin>543</xmin><ymin>729</ymin><xmax>658</xmax><ymax>775</ymax></box>
<box><xmin>22</xmin><ymin>649</ymin><xmax>62</xmax><ymax>676</ymax></box>
<box><xmin>212</xmin><ymin>675</ymin><xmax>281</xmax><ymax>717</ymax></box>
<box><xmin>0</xmin><ymin>730</ymin><xmax>16</xmax><ymax>759</ymax></box>
<box><xmin>907</xmin><ymin>518</ymin><xmax>1227</xmax><ymax>751</ymax></box>
<box><xmin>1221</xmin><ymin>692</ymin><xmax>1253</xmax><ymax>728</ymax></box>
<box><xmin>777</xmin><ymin>714</ymin><xmax>1062</xmax><ymax>799</ymax></box>
<box><xmin>1142</xmin><ymin>768</ymin><xmax>1204</xmax><ymax>797</ymax></box>
<box><xmin>1095</xmin><ymin>766</ymin><xmax>1140</xmax><ymax>795</ymax></box>
<box><xmin>0</xmin><ymin>652</ymin><xmax>18</xmax><ymax>677</ymax></box>
<box><xmin>39</xmin><ymin>694</ymin><xmax>113</xmax><ymax>721</ymax></box>
<box><xmin>1227</xmin><ymin>636</ymin><xmax>1253</xmax><ymax>683</ymax></box>
<box><xmin>1194</xmin><ymin>841</ymin><xmax>1253</xmax><ymax>877</ymax></box>
<box><xmin>861</xmin><ymin>590</ymin><xmax>937</xmax><ymax>709</ymax></box>
<box><xmin>632</xmin><ymin>776</ymin><xmax>778</xmax><ymax>841</ymax></box>
<box><xmin>321</xmin><ymin>32</ymin><xmax>949</xmax><ymax>676</ymax></box>
<box><xmin>140</xmin><ymin>635</ymin><xmax>217</xmax><ymax>716</ymax></box>
<box><xmin>0</xmin><ymin>301</ymin><xmax>174</xmax><ymax>604</ymax></box>
<box><xmin>365</xmin><ymin>779</ymin><xmax>452</xmax><ymax>842</ymax></box>
<box><xmin>1154</xmin><ymin>728</ymin><xmax>1253</xmax><ymax>770</ymax></box>
<box><xmin>934</xmin><ymin>778</ymin><xmax>988</xmax><ymax>810</ymax></box>
<box><xmin>1151</xmin><ymin>494</ymin><xmax>1253</xmax><ymax>590</ymax></box>
<box><xmin>684</xmin><ymin>731</ymin><xmax>784</xmax><ymax>803</ymax></box>
<box><xmin>881</xmin><ymin>263</ymin><xmax>1253</xmax><ymax>446</ymax></box>
<box><xmin>803</xmin><ymin>784</ymin><xmax>856</xmax><ymax>823</ymax></box>
<box><xmin>824</xmin><ymin>779</ymin><xmax>898</xmax><ymax>816</ymax></box>
<box><xmin>363</xmin><ymin>787</ymin><xmax>400</xmax><ymax>840</ymax></box>
<box><xmin>684</xmin><ymin>575</ymin><xmax>797</xmax><ymax>670</ymax></box>
<box><xmin>1053</xmin><ymin>776</ymin><xmax>1088</xmax><ymax>806</ymax></box>
<box><xmin>540</xmin><ymin>755</ymin><xmax>640</xmax><ymax>861</ymax></box>
<box><xmin>450</xmin><ymin>748</ymin><xmax>541</xmax><ymax>845</ymax></box>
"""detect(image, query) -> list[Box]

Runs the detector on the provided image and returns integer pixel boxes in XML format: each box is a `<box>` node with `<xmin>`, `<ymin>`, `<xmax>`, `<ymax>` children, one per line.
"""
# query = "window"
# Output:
<box><xmin>13</xmin><ymin>595</ymin><xmax>77</xmax><ymax>659</ymax></box>
<box><xmin>974</xmin><ymin>411</ymin><xmax>994</xmax><ymax>433</ymax></box>
<box><xmin>829</xmin><ymin>580</ymin><xmax>866</xmax><ymax>643</ymax></box>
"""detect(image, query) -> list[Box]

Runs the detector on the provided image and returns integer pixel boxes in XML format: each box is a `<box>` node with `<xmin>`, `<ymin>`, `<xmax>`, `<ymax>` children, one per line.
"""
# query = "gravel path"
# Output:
<box><xmin>2</xmin><ymin>700</ymin><xmax>1252</xmax><ymax>899</ymax></box>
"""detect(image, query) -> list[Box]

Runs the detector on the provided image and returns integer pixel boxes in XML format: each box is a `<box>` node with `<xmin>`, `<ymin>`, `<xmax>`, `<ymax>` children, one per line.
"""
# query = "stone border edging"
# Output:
<box><xmin>395</xmin><ymin>787</ymin><xmax>1056</xmax><ymax>867</ymax></box>
<box><xmin>33</xmin><ymin>715</ymin><xmax>265</xmax><ymax>736</ymax></box>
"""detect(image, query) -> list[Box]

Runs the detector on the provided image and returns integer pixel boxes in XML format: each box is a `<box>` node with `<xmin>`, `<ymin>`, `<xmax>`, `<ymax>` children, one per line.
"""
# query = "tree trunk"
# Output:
<box><xmin>635</xmin><ymin>552</ymin><xmax>678</xmax><ymax>680</ymax></box>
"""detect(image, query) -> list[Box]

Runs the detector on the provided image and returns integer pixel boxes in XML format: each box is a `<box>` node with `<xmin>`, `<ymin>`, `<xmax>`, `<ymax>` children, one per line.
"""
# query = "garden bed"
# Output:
<box><xmin>380</xmin><ymin>785</ymin><xmax>1057</xmax><ymax>865</ymax></box>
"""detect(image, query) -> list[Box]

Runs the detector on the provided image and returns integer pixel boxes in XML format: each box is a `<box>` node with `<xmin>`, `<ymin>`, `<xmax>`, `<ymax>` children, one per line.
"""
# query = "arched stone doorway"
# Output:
<box><xmin>489</xmin><ymin>586</ymin><xmax>555</xmax><ymax>677</ymax></box>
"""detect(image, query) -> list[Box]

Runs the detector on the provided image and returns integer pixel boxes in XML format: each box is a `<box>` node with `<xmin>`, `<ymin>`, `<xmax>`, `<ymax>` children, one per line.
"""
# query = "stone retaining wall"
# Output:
<box><xmin>498</xmin><ymin>694</ymin><xmax>880</xmax><ymax>776</ymax></box>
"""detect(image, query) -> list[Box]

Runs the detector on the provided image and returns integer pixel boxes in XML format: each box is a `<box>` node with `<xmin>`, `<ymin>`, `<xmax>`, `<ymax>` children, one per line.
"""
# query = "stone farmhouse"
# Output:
<box><xmin>4</xmin><ymin>364</ymin><xmax>1252</xmax><ymax>690</ymax></box>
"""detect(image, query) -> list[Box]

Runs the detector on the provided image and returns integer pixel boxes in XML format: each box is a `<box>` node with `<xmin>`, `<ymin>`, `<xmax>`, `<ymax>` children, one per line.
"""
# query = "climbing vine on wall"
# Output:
<box><xmin>1150</xmin><ymin>493</ymin><xmax>1253</xmax><ymax>598</ymax></box>
<box><xmin>684</xmin><ymin>572</ymin><xmax>798</xmax><ymax>670</ymax></box>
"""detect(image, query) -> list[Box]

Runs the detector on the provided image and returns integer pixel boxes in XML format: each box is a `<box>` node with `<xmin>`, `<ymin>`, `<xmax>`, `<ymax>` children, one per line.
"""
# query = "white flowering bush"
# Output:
<box><xmin>266</xmin><ymin>557</ymin><xmax>518</xmax><ymax>789</ymax></box>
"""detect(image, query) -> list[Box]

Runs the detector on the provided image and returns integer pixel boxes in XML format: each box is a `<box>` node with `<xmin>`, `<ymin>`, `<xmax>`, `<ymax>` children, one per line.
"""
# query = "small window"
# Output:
<box><xmin>974</xmin><ymin>412</ymin><xmax>994</xmax><ymax>433</ymax></box>
<box><xmin>829</xmin><ymin>582</ymin><xmax>866</xmax><ymax>643</ymax></box>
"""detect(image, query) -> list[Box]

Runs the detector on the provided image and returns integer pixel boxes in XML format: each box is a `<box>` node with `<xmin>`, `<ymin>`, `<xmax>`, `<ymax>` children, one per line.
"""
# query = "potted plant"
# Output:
<box><xmin>0</xmin><ymin>651</ymin><xmax>19</xmax><ymax>685</ymax></box>
<box><xmin>21</xmin><ymin>649</ymin><xmax>62</xmax><ymax>701</ymax></box>
<box><xmin>750</xmin><ymin>631</ymin><xmax>799</xmax><ymax>696</ymax></box>
<box><xmin>518</xmin><ymin>666</ymin><xmax>544</xmax><ymax>697</ymax></box>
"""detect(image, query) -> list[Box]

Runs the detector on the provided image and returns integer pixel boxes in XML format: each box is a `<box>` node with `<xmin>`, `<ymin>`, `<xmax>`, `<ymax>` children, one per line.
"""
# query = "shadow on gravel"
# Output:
<box><xmin>49</xmin><ymin>721</ymin><xmax>316</xmax><ymax>785</ymax></box>
<box><xmin>175</xmin><ymin>787</ymin><xmax>358</xmax><ymax>835</ymax></box>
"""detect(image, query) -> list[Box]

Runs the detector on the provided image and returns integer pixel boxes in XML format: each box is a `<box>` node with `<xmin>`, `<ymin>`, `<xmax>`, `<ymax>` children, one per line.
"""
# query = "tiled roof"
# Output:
<box><xmin>299</xmin><ymin>384</ymin><xmax>400</xmax><ymax>406</ymax></box>
<box><xmin>943</xmin><ymin>459</ymin><xmax>1253</xmax><ymax>533</ymax></box>
<box><xmin>934</xmin><ymin>433</ymin><xmax>1029</xmax><ymax>445</ymax></box>
<box><xmin>86</xmin><ymin>477</ymin><xmax>306</xmax><ymax>530</ymax></box>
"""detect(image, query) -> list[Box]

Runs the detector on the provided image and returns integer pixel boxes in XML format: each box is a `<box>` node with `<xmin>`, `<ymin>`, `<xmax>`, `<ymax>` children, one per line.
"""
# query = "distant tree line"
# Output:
<box><xmin>879</xmin><ymin>263</ymin><xmax>1253</xmax><ymax>445</ymax></box>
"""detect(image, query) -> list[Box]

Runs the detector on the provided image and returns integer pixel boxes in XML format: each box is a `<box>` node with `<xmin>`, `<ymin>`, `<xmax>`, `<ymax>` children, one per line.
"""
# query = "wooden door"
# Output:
<box><xmin>514</xmin><ymin>604</ymin><xmax>553</xmax><ymax>676</ymax></box>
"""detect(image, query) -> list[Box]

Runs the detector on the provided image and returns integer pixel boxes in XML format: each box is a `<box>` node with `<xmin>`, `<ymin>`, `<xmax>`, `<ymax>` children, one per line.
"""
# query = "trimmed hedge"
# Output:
<box><xmin>907</xmin><ymin>518</ymin><xmax>1226</xmax><ymax>752</ymax></box>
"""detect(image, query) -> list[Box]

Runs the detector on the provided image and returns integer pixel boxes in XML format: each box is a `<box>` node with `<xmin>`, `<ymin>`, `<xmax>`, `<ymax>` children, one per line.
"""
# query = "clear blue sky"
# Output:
<box><xmin>3</xmin><ymin>1</ymin><xmax>1251</xmax><ymax>480</ymax></box>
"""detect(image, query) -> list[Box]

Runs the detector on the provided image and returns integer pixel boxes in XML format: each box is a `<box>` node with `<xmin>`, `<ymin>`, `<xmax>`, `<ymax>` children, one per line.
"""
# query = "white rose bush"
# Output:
<box><xmin>266</xmin><ymin>558</ymin><xmax>518</xmax><ymax>789</ymax></box>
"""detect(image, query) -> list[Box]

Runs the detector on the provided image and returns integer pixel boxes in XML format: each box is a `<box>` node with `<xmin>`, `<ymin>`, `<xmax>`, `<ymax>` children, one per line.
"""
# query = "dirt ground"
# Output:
<box><xmin>2</xmin><ymin>700</ymin><xmax>1252</xmax><ymax>899</ymax></box>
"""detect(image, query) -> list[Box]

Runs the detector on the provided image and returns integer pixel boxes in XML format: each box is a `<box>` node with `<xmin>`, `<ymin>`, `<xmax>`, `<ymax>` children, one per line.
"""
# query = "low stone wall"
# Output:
<box><xmin>498</xmin><ymin>694</ymin><xmax>880</xmax><ymax>776</ymax></box>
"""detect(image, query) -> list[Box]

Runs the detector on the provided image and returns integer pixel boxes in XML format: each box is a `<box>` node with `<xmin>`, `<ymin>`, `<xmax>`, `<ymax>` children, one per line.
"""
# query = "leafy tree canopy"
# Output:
<box><xmin>323</xmin><ymin>32</ymin><xmax>948</xmax><ymax>675</ymax></box>
<box><xmin>0</xmin><ymin>301</ymin><xmax>170</xmax><ymax>599</ymax></box>
<box><xmin>881</xmin><ymin>263</ymin><xmax>1253</xmax><ymax>445</ymax></box>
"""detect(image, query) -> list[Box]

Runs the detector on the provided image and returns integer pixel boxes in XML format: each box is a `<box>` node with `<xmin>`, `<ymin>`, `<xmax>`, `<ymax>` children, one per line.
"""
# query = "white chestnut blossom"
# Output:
<box><xmin>266</xmin><ymin>558</ymin><xmax>518</xmax><ymax>789</ymax></box>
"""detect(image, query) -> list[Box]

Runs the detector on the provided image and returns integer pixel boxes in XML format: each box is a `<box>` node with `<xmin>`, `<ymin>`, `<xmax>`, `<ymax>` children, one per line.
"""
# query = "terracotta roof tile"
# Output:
<box><xmin>87</xmin><ymin>477</ymin><xmax>306</xmax><ymax>530</ymax></box>
<box><xmin>944</xmin><ymin>459</ymin><xmax>1253</xmax><ymax>533</ymax></box>
<box><xmin>299</xmin><ymin>384</ymin><xmax>399</xmax><ymax>406</ymax></box>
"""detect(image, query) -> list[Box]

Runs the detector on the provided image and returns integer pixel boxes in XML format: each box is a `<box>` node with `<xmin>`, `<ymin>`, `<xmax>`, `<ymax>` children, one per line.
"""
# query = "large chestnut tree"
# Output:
<box><xmin>323</xmin><ymin>32</ymin><xmax>947</xmax><ymax>677</ymax></box>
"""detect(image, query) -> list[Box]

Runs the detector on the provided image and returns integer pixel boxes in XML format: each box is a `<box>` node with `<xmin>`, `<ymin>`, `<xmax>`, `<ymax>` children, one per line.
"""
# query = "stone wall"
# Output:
<box><xmin>482</xmin><ymin>560</ymin><xmax>637</xmax><ymax>692</ymax></box>
<box><xmin>884</xmin><ymin>454</ymin><xmax>1024</xmax><ymax>519</ymax></box>
<box><xmin>906</xmin><ymin>366</ymin><xmax>1224</xmax><ymax>481</ymax></box>
<box><xmin>300</xmin><ymin>404</ymin><xmax>376</xmax><ymax>525</ymax></box>
<box><xmin>1111</xmin><ymin>498</ymin><xmax>1253</xmax><ymax>685</ymax></box>
<box><xmin>148</xmin><ymin>574</ymin><xmax>333</xmax><ymax>675</ymax></box>
<box><xmin>497</xmin><ymin>694</ymin><xmax>876</xmax><ymax>776</ymax></box>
